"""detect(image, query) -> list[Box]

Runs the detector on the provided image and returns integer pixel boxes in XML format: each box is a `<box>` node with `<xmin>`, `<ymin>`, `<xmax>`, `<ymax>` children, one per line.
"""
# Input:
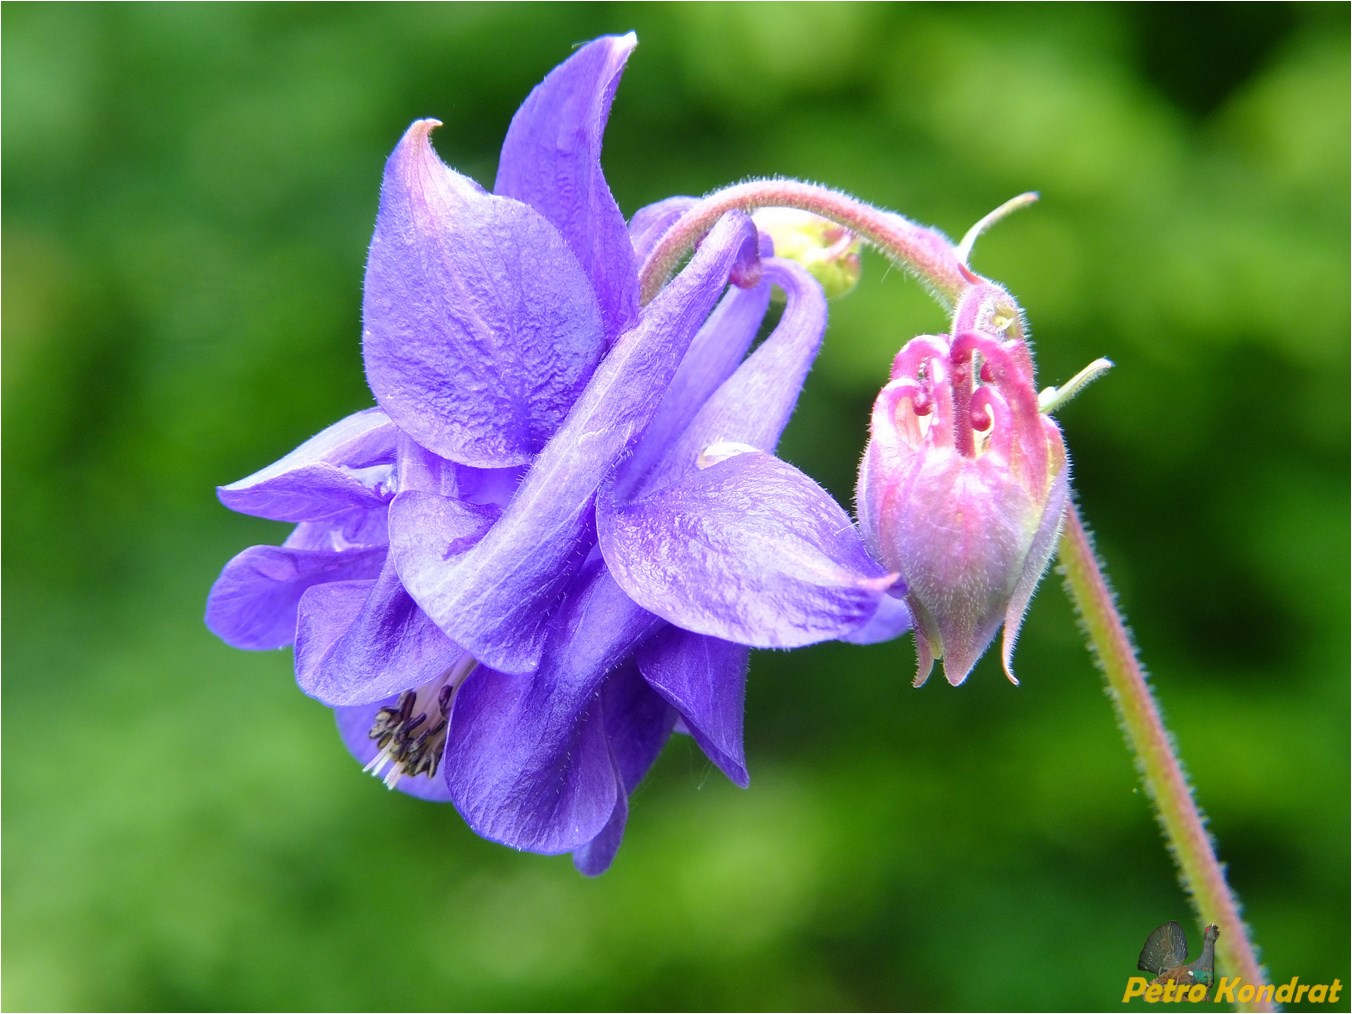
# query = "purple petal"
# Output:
<box><xmin>362</xmin><ymin>119</ymin><xmax>605</xmax><ymax>468</ymax></box>
<box><xmin>572</xmin><ymin>790</ymin><xmax>627</xmax><ymax>877</ymax></box>
<box><xmin>443</xmin><ymin>564</ymin><xmax>661</xmax><ymax>855</ymax></box>
<box><xmin>495</xmin><ymin>34</ymin><xmax>639</xmax><ymax>343</ymax></box>
<box><xmin>442</xmin><ymin>662</ymin><xmax>618</xmax><ymax>856</ymax></box>
<box><xmin>335</xmin><ymin>704</ymin><xmax>453</xmax><ymax>803</ymax></box>
<box><xmin>616</xmin><ymin>281</ymin><xmax>772</xmax><ymax>497</ymax></box>
<box><xmin>659</xmin><ymin>259</ymin><xmax>825</xmax><ymax>479</ymax></box>
<box><xmin>637</xmin><ymin>628</ymin><xmax>749</xmax><ymax>787</ymax></box>
<box><xmin>599</xmin><ymin>450</ymin><xmax>896</xmax><ymax>648</ymax></box>
<box><xmin>598</xmin><ymin>660</ymin><xmax>677</xmax><ymax>792</ymax></box>
<box><xmin>205</xmin><ymin>544</ymin><xmax>385</xmax><ymax>650</ymax></box>
<box><xmin>218</xmin><ymin>408</ymin><xmax>396</xmax><ymax>522</ymax></box>
<box><xmin>386</xmin><ymin>489</ymin><xmax>547</xmax><ymax>674</ymax></box>
<box><xmin>838</xmin><ymin>592</ymin><xmax>914</xmax><ymax>645</ymax></box>
<box><xmin>391</xmin><ymin>212</ymin><xmax>760</xmax><ymax>675</ymax></box>
<box><xmin>571</xmin><ymin>662</ymin><xmax>676</xmax><ymax>876</ymax></box>
<box><xmin>294</xmin><ymin>559</ymin><xmax>468</xmax><ymax>708</ymax></box>
<box><xmin>282</xmin><ymin>507</ymin><xmax>388</xmax><ymax>553</ymax></box>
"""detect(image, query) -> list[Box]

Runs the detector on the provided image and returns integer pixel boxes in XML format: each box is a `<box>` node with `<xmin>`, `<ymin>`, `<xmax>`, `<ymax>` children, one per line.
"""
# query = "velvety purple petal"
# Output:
<box><xmin>643</xmin><ymin>258</ymin><xmax>826</xmax><ymax>495</ymax></box>
<box><xmin>205</xmin><ymin>544</ymin><xmax>385</xmax><ymax>650</ymax></box>
<box><xmin>218</xmin><ymin>409</ymin><xmax>396</xmax><ymax>522</ymax></box>
<box><xmin>295</xmin><ymin>559</ymin><xmax>467</xmax><ymax>708</ymax></box>
<box><xmin>571</xmin><ymin>662</ymin><xmax>676</xmax><ymax>876</ymax></box>
<box><xmin>572</xmin><ymin>789</ymin><xmax>627</xmax><ymax>877</ymax></box>
<box><xmin>838</xmin><ymin>592</ymin><xmax>914</xmax><ymax>645</ymax></box>
<box><xmin>637</xmin><ymin>628</ymin><xmax>749</xmax><ymax>787</ymax></box>
<box><xmin>282</xmin><ymin>507</ymin><xmax>388</xmax><ymax>553</ymax></box>
<box><xmin>495</xmin><ymin>34</ymin><xmax>638</xmax><ymax>343</ymax></box>
<box><xmin>362</xmin><ymin>119</ymin><xmax>605</xmax><ymax>468</ymax></box>
<box><xmin>616</xmin><ymin>281</ymin><xmax>772</xmax><ymax>497</ymax></box>
<box><xmin>599</xmin><ymin>450</ymin><xmax>896</xmax><ymax>648</ymax></box>
<box><xmin>443</xmin><ymin>565</ymin><xmax>661</xmax><ymax>854</ymax></box>
<box><xmin>629</xmin><ymin>196</ymin><xmax>697</xmax><ymax>263</ymax></box>
<box><xmin>386</xmin><ymin>489</ymin><xmax>542</xmax><ymax>673</ymax></box>
<box><xmin>601</xmin><ymin>660</ymin><xmax>678</xmax><ymax>791</ymax></box>
<box><xmin>391</xmin><ymin>212</ymin><xmax>760</xmax><ymax>675</ymax></box>
<box><xmin>335</xmin><ymin>704</ymin><xmax>453</xmax><ymax>803</ymax></box>
<box><xmin>444</xmin><ymin>664</ymin><xmax>617</xmax><ymax>855</ymax></box>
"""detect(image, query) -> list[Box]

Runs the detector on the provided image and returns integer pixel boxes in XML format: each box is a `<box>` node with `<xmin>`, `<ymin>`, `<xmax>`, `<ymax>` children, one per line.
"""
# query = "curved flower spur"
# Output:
<box><xmin>206</xmin><ymin>35</ymin><xmax>905</xmax><ymax>874</ymax></box>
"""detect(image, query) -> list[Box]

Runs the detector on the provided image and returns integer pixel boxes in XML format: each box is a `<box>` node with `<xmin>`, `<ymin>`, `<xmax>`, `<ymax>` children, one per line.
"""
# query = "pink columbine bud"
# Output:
<box><xmin>856</xmin><ymin>328</ymin><xmax>1068</xmax><ymax>686</ymax></box>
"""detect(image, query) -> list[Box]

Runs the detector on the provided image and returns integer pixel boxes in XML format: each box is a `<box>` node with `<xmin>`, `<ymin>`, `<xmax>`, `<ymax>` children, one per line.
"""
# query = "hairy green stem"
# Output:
<box><xmin>1058</xmin><ymin>502</ymin><xmax>1271</xmax><ymax>1010</ymax></box>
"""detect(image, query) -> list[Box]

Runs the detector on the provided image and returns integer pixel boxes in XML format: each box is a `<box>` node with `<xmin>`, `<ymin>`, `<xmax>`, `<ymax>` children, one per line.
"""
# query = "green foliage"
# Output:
<box><xmin>4</xmin><ymin>4</ymin><xmax>1347</xmax><ymax>1010</ymax></box>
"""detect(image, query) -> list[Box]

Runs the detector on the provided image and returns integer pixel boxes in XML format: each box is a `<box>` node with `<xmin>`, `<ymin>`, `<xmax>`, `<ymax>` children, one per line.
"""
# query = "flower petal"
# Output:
<box><xmin>294</xmin><ymin>559</ymin><xmax>468</xmax><ymax>708</ymax></box>
<box><xmin>616</xmin><ymin>280</ymin><xmax>772</xmax><ymax>497</ymax></box>
<box><xmin>442</xmin><ymin>566</ymin><xmax>659</xmax><ymax>853</ymax></box>
<box><xmin>837</xmin><ymin>592</ymin><xmax>914</xmax><ymax>645</ymax></box>
<box><xmin>282</xmin><ymin>508</ymin><xmax>388</xmax><ymax>553</ymax></box>
<box><xmin>448</xmin><ymin>662</ymin><xmax>619</xmax><ymax>854</ymax></box>
<box><xmin>999</xmin><ymin>423</ymin><xmax>1070</xmax><ymax>682</ymax></box>
<box><xmin>205</xmin><ymin>544</ymin><xmax>385</xmax><ymax>650</ymax></box>
<box><xmin>637</xmin><ymin>627</ymin><xmax>749</xmax><ymax>787</ymax></box>
<box><xmin>641</xmin><ymin>257</ymin><xmax>827</xmax><ymax>495</ymax></box>
<box><xmin>392</xmin><ymin>212</ymin><xmax>760</xmax><ymax>674</ymax></box>
<box><xmin>495</xmin><ymin>34</ymin><xmax>639</xmax><ymax>344</ymax></box>
<box><xmin>599</xmin><ymin>449</ymin><xmax>895</xmax><ymax>648</ymax></box>
<box><xmin>571</xmin><ymin>790</ymin><xmax>628</xmax><ymax>878</ymax></box>
<box><xmin>362</xmin><ymin>119</ymin><xmax>606</xmax><ymax>467</ymax></box>
<box><xmin>217</xmin><ymin>408</ymin><xmax>396</xmax><ymax>522</ymax></box>
<box><xmin>334</xmin><ymin>704</ymin><xmax>454</xmax><ymax>802</ymax></box>
<box><xmin>571</xmin><ymin>662</ymin><xmax>676</xmax><ymax>876</ymax></box>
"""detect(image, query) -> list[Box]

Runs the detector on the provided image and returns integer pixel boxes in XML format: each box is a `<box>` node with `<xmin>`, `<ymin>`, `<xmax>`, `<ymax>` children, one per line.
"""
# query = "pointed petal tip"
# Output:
<box><xmin>943</xmin><ymin>659</ymin><xmax>975</xmax><ymax>687</ymax></box>
<box><xmin>393</xmin><ymin>118</ymin><xmax>447</xmax><ymax>175</ymax></box>
<box><xmin>938</xmin><ymin>638</ymin><xmax>982</xmax><ymax>686</ymax></box>
<box><xmin>396</xmin><ymin>118</ymin><xmax>444</xmax><ymax>153</ymax></box>
<box><xmin>1000</xmin><ymin>625</ymin><xmax>1022</xmax><ymax>686</ymax></box>
<box><xmin>911</xmin><ymin>633</ymin><xmax>936</xmax><ymax>687</ymax></box>
<box><xmin>609</xmin><ymin>30</ymin><xmax>638</xmax><ymax>54</ymax></box>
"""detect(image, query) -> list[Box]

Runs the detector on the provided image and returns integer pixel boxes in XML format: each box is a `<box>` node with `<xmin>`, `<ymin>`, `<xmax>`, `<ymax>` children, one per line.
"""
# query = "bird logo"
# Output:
<box><xmin>1138</xmin><ymin>921</ymin><xmax>1220</xmax><ymax>992</ymax></box>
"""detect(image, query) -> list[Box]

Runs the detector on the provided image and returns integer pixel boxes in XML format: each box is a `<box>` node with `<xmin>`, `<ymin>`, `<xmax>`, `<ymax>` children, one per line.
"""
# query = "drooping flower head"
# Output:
<box><xmin>857</xmin><ymin>284</ymin><xmax>1068</xmax><ymax>686</ymax></box>
<box><xmin>207</xmin><ymin>34</ymin><xmax>907</xmax><ymax>873</ymax></box>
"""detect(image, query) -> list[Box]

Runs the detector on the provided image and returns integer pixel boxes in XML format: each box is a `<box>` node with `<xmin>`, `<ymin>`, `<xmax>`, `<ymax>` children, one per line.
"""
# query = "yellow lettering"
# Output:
<box><xmin>1253</xmin><ymin>984</ymin><xmax>1275</xmax><ymax>1005</ymax></box>
<box><xmin>1146</xmin><ymin>983</ymin><xmax>1164</xmax><ymax>1003</ymax></box>
<box><xmin>1236</xmin><ymin>984</ymin><xmax>1256</xmax><ymax>1003</ymax></box>
<box><xmin>1123</xmin><ymin>977</ymin><xmax>1149</xmax><ymax>1001</ymax></box>
<box><xmin>1328</xmin><ymin>980</ymin><xmax>1342</xmax><ymax>1003</ymax></box>
<box><xmin>1212</xmin><ymin>976</ymin><xmax>1238</xmax><ymax>1004</ymax></box>
<box><xmin>1187</xmin><ymin>983</ymin><xmax>1207</xmax><ymax>1003</ymax></box>
<box><xmin>1276</xmin><ymin>978</ymin><xmax>1298</xmax><ymax>1003</ymax></box>
<box><xmin>1308</xmin><ymin>984</ymin><xmax>1327</xmax><ymax>1003</ymax></box>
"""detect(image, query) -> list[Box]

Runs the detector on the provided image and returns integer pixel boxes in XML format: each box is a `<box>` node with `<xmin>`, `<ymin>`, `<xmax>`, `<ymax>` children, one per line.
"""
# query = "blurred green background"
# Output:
<box><xmin>4</xmin><ymin>4</ymin><xmax>1347</xmax><ymax>1010</ymax></box>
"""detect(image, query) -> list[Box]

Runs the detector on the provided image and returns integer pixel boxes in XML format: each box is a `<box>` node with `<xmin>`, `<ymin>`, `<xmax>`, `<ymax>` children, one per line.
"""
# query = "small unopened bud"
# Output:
<box><xmin>856</xmin><ymin>329</ymin><xmax>1069</xmax><ymax>686</ymax></box>
<box><xmin>752</xmin><ymin>208</ymin><xmax>862</xmax><ymax>298</ymax></box>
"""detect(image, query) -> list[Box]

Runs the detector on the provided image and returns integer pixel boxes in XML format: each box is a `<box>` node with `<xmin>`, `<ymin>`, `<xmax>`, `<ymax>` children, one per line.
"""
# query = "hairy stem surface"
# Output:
<box><xmin>1058</xmin><ymin>501</ymin><xmax>1270</xmax><ymax>1010</ymax></box>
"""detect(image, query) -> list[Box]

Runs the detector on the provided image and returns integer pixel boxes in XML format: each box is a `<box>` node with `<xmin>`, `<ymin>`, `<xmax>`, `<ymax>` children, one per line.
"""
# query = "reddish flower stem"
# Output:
<box><xmin>638</xmin><ymin>180</ymin><xmax>968</xmax><ymax>306</ymax></box>
<box><xmin>1057</xmin><ymin>502</ymin><xmax>1271</xmax><ymax>1010</ymax></box>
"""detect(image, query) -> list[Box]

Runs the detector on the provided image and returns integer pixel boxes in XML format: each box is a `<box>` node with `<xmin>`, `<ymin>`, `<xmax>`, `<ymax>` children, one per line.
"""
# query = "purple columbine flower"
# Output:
<box><xmin>856</xmin><ymin>319</ymin><xmax>1068</xmax><ymax>688</ymax></box>
<box><xmin>207</xmin><ymin>34</ymin><xmax>908</xmax><ymax>873</ymax></box>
